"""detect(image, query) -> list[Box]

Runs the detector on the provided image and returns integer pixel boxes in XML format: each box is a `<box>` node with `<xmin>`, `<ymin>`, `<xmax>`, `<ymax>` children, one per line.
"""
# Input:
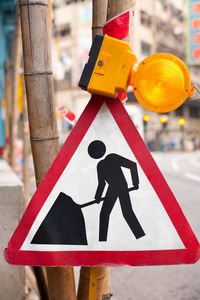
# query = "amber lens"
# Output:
<box><xmin>138</xmin><ymin>59</ymin><xmax>184</xmax><ymax>106</ymax></box>
<box><xmin>133</xmin><ymin>54</ymin><xmax>192</xmax><ymax>113</ymax></box>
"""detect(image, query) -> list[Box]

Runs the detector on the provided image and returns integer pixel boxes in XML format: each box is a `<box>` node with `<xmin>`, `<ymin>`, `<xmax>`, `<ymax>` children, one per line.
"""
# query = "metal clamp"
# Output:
<box><xmin>102</xmin><ymin>293</ymin><xmax>113</xmax><ymax>300</ymax></box>
<box><xmin>188</xmin><ymin>85</ymin><xmax>200</xmax><ymax>102</ymax></box>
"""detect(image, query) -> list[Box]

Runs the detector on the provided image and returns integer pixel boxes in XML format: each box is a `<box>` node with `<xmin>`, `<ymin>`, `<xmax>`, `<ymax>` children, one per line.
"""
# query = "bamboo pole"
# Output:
<box><xmin>4</xmin><ymin>60</ymin><xmax>12</xmax><ymax>165</ymax></box>
<box><xmin>48</xmin><ymin>0</ymin><xmax>52</xmax><ymax>38</ymax></box>
<box><xmin>19</xmin><ymin>1</ymin><xmax>76</xmax><ymax>300</ymax></box>
<box><xmin>78</xmin><ymin>2</ymin><xmax>137</xmax><ymax>299</ymax></box>
<box><xmin>79</xmin><ymin>2</ymin><xmax>137</xmax><ymax>300</ymax></box>
<box><xmin>77</xmin><ymin>1</ymin><xmax>110</xmax><ymax>300</ymax></box>
<box><xmin>46</xmin><ymin>267</ymin><xmax>77</xmax><ymax>300</ymax></box>
<box><xmin>32</xmin><ymin>267</ymin><xmax>49</xmax><ymax>300</ymax></box>
<box><xmin>92</xmin><ymin>0</ymin><xmax>108</xmax><ymax>40</ymax></box>
<box><xmin>10</xmin><ymin>2</ymin><xmax>21</xmax><ymax>170</ymax></box>
<box><xmin>101</xmin><ymin>268</ymin><xmax>111</xmax><ymax>300</ymax></box>
<box><xmin>78</xmin><ymin>267</ymin><xmax>110</xmax><ymax>300</ymax></box>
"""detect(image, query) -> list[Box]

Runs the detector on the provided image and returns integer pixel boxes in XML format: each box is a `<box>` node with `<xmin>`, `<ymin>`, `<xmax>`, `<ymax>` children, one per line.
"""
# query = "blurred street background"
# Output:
<box><xmin>52</xmin><ymin>0</ymin><xmax>200</xmax><ymax>152</ymax></box>
<box><xmin>1</xmin><ymin>0</ymin><xmax>200</xmax><ymax>165</ymax></box>
<box><xmin>111</xmin><ymin>150</ymin><xmax>200</xmax><ymax>300</ymax></box>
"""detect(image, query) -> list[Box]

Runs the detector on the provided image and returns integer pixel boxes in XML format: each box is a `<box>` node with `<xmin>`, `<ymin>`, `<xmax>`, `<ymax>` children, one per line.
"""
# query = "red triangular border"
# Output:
<box><xmin>5</xmin><ymin>95</ymin><xmax>200</xmax><ymax>266</ymax></box>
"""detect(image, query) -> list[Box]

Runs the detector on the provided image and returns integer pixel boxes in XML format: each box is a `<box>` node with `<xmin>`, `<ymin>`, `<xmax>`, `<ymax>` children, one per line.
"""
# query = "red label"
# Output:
<box><xmin>192</xmin><ymin>2</ymin><xmax>200</xmax><ymax>13</ymax></box>
<box><xmin>103</xmin><ymin>11</ymin><xmax>130</xmax><ymax>40</ymax></box>
<box><xmin>192</xmin><ymin>48</ymin><xmax>200</xmax><ymax>59</ymax></box>
<box><xmin>193</xmin><ymin>32</ymin><xmax>200</xmax><ymax>44</ymax></box>
<box><xmin>192</xmin><ymin>18</ymin><xmax>200</xmax><ymax>30</ymax></box>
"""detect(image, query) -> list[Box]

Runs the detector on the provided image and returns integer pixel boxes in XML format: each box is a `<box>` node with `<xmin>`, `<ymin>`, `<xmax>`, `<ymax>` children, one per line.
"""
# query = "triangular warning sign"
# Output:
<box><xmin>5</xmin><ymin>95</ymin><xmax>200</xmax><ymax>266</ymax></box>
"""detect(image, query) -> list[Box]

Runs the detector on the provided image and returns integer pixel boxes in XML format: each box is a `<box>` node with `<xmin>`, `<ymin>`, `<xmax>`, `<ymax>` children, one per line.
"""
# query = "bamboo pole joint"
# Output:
<box><xmin>24</xmin><ymin>71</ymin><xmax>52</xmax><ymax>76</ymax></box>
<box><xmin>20</xmin><ymin>1</ymin><xmax>48</xmax><ymax>7</ymax></box>
<box><xmin>92</xmin><ymin>25</ymin><xmax>104</xmax><ymax>31</ymax></box>
<box><xmin>30</xmin><ymin>136</ymin><xmax>59</xmax><ymax>142</ymax></box>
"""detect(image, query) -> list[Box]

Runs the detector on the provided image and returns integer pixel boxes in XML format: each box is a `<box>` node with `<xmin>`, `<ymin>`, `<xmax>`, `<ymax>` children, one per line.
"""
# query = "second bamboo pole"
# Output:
<box><xmin>78</xmin><ymin>2</ymin><xmax>136</xmax><ymax>299</ymax></box>
<box><xmin>77</xmin><ymin>1</ymin><xmax>110</xmax><ymax>300</ymax></box>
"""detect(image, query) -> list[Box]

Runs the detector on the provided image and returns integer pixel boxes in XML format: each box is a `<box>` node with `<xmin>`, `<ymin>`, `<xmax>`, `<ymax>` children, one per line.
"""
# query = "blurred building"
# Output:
<box><xmin>52</xmin><ymin>0</ymin><xmax>93</xmax><ymax>145</ymax></box>
<box><xmin>52</xmin><ymin>0</ymin><xmax>91</xmax><ymax>107</ymax></box>
<box><xmin>131</xmin><ymin>0</ymin><xmax>200</xmax><ymax>151</ymax></box>
<box><xmin>53</xmin><ymin>0</ymin><xmax>200</xmax><ymax>151</ymax></box>
<box><xmin>0</xmin><ymin>0</ymin><xmax>16</xmax><ymax>154</ymax></box>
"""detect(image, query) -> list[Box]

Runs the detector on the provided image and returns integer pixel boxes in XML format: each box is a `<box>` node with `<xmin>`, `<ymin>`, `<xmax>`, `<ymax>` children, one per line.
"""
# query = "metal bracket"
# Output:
<box><xmin>102</xmin><ymin>293</ymin><xmax>113</xmax><ymax>300</ymax></box>
<box><xmin>188</xmin><ymin>85</ymin><xmax>200</xmax><ymax>102</ymax></box>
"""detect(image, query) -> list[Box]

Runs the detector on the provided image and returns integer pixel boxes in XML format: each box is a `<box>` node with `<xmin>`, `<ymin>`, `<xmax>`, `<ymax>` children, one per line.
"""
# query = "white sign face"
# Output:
<box><xmin>21</xmin><ymin>103</ymin><xmax>184</xmax><ymax>252</ymax></box>
<box><xmin>5</xmin><ymin>95</ymin><xmax>199</xmax><ymax>266</ymax></box>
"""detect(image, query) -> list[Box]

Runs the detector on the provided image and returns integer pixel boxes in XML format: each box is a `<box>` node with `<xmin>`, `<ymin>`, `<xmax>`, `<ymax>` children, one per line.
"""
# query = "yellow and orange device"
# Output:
<box><xmin>79</xmin><ymin>34</ymin><xmax>194</xmax><ymax>113</ymax></box>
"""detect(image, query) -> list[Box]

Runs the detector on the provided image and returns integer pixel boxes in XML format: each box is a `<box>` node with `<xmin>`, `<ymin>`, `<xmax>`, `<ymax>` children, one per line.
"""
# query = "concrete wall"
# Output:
<box><xmin>0</xmin><ymin>159</ymin><xmax>25</xmax><ymax>300</ymax></box>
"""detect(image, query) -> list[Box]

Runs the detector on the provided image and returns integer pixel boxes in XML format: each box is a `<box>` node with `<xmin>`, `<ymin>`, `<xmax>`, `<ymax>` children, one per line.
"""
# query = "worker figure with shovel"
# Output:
<box><xmin>88</xmin><ymin>140</ymin><xmax>145</xmax><ymax>242</ymax></box>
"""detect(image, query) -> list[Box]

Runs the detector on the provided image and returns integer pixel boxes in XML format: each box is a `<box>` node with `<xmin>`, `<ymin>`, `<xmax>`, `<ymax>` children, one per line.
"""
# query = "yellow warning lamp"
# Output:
<box><xmin>143</xmin><ymin>115</ymin><xmax>150</xmax><ymax>123</ymax></box>
<box><xmin>160</xmin><ymin>116</ymin><xmax>167</xmax><ymax>124</ymax></box>
<box><xmin>160</xmin><ymin>116</ymin><xmax>168</xmax><ymax>128</ymax></box>
<box><xmin>132</xmin><ymin>54</ymin><xmax>194</xmax><ymax>113</ymax></box>
<box><xmin>143</xmin><ymin>114</ymin><xmax>150</xmax><ymax>128</ymax></box>
<box><xmin>79</xmin><ymin>35</ymin><xmax>195</xmax><ymax>113</ymax></box>
<box><xmin>179</xmin><ymin>118</ymin><xmax>185</xmax><ymax>126</ymax></box>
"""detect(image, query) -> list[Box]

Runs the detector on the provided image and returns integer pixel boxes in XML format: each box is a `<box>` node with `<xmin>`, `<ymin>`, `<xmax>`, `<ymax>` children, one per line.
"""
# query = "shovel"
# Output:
<box><xmin>80</xmin><ymin>186</ymin><xmax>138</xmax><ymax>208</ymax></box>
<box><xmin>31</xmin><ymin>187</ymin><xmax>138</xmax><ymax>246</ymax></box>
